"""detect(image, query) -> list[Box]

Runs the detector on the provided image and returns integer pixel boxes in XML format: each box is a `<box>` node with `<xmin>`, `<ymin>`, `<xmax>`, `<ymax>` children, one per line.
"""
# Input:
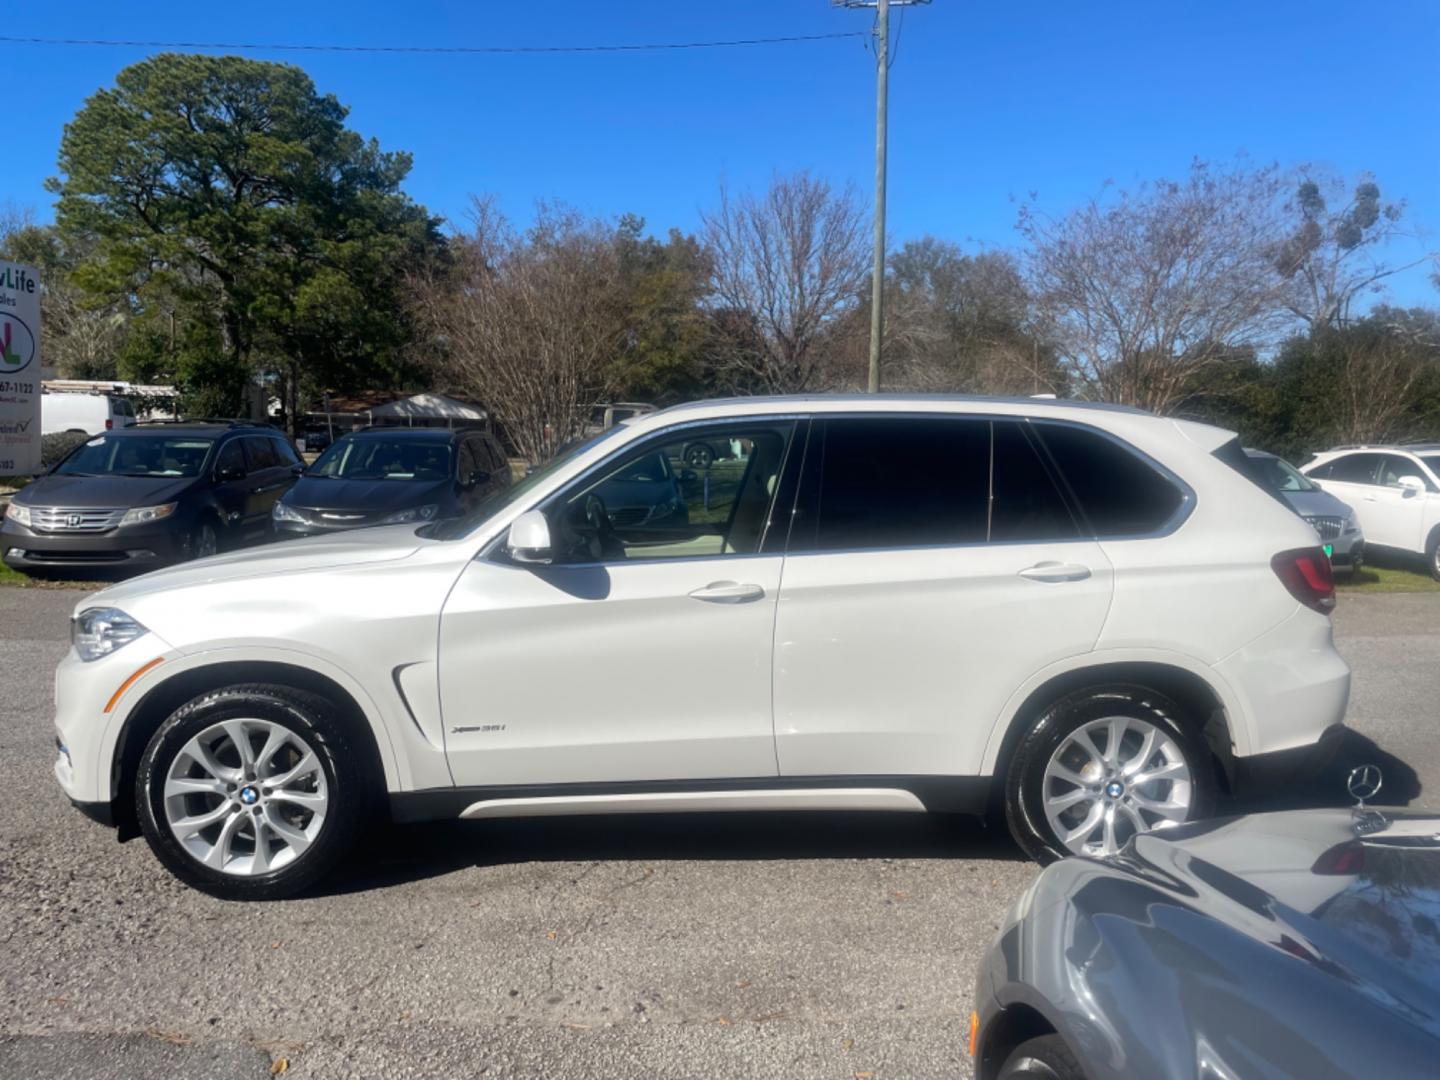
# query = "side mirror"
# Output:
<box><xmin>1397</xmin><ymin>476</ymin><xmax>1425</xmax><ymax>495</ymax></box>
<box><xmin>290</xmin><ymin>463</ymin><xmax>306</xmax><ymax>477</ymax></box>
<box><xmin>461</xmin><ymin>468</ymin><xmax>490</xmax><ymax>490</ymax></box>
<box><xmin>506</xmin><ymin>509</ymin><xmax>553</xmax><ymax>565</ymax></box>
<box><xmin>215</xmin><ymin>464</ymin><xmax>246</xmax><ymax>483</ymax></box>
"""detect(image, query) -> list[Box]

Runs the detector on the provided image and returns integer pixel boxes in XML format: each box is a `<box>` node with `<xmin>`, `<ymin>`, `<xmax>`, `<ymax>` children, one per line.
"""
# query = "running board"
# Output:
<box><xmin>457</xmin><ymin>787</ymin><xmax>927</xmax><ymax>820</ymax></box>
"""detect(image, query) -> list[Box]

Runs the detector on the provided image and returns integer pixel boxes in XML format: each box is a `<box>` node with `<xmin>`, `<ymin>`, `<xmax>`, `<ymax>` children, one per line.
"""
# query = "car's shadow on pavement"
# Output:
<box><xmin>1222</xmin><ymin>729</ymin><xmax>1423</xmax><ymax>816</ymax></box>
<box><xmin>320</xmin><ymin>810</ymin><xmax>1027</xmax><ymax>897</ymax></box>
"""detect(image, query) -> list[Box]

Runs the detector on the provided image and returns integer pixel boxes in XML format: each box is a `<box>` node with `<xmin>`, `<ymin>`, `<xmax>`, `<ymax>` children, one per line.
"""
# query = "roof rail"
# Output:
<box><xmin>136</xmin><ymin>417</ymin><xmax>276</xmax><ymax>429</ymax></box>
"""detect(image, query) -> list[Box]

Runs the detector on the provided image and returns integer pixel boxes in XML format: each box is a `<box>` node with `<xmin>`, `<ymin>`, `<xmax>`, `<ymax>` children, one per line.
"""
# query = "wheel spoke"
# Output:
<box><xmin>255</xmin><ymin>726</ymin><xmax>291</xmax><ymax>776</ymax></box>
<box><xmin>1101</xmin><ymin>805</ymin><xmax>1120</xmax><ymax>853</ymax></box>
<box><xmin>1132</xmin><ymin>760</ymin><xmax>1187</xmax><ymax>785</ymax></box>
<box><xmin>1122</xmin><ymin>727</ymin><xmax>1157</xmax><ymax>776</ymax></box>
<box><xmin>186</xmin><ymin>738</ymin><xmax>239</xmax><ymax>783</ymax></box>
<box><xmin>221</xmin><ymin>721</ymin><xmax>256</xmax><ymax>771</ymax></box>
<box><xmin>1062</xmin><ymin>801</ymin><xmax>1106</xmax><ymax>846</ymax></box>
<box><xmin>1045</xmin><ymin>787</ymin><xmax>1093</xmax><ymax>813</ymax></box>
<box><xmin>202</xmin><ymin>809</ymin><xmax>247</xmax><ymax>869</ymax></box>
<box><xmin>1117</xmin><ymin>801</ymin><xmax>1149</xmax><ymax>836</ymax></box>
<box><xmin>263</xmin><ymin>807</ymin><xmax>312</xmax><ymax>855</ymax></box>
<box><xmin>1046</xmin><ymin>761</ymin><xmax>1092</xmax><ymax>788</ymax></box>
<box><xmin>170</xmin><ymin>801</ymin><xmax>235</xmax><ymax>834</ymax></box>
<box><xmin>164</xmin><ymin>775</ymin><xmax>228</xmax><ymax>799</ymax></box>
<box><xmin>1103</xmin><ymin>718</ymin><xmax>1126</xmax><ymax>765</ymax></box>
<box><xmin>251</xmin><ymin>820</ymin><xmax>273</xmax><ymax>874</ymax></box>
<box><xmin>269</xmin><ymin>788</ymin><xmax>325</xmax><ymax>810</ymax></box>
<box><xmin>269</xmin><ymin>751</ymin><xmax>318</xmax><ymax>790</ymax></box>
<box><xmin>1130</xmin><ymin>791</ymin><xmax>1190</xmax><ymax>822</ymax></box>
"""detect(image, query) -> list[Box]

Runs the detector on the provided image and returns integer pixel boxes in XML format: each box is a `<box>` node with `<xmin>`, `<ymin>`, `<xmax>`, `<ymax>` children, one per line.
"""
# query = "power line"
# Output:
<box><xmin>0</xmin><ymin>31</ymin><xmax>866</xmax><ymax>55</ymax></box>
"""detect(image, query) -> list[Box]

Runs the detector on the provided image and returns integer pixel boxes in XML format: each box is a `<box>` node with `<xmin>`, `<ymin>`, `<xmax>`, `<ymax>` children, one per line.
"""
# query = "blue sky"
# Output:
<box><xmin>3</xmin><ymin>1</ymin><xmax>1437</xmax><ymax>304</ymax></box>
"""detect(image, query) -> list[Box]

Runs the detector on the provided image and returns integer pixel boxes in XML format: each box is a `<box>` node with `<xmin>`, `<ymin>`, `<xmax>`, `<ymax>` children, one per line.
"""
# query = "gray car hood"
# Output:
<box><xmin>1281</xmin><ymin>487</ymin><xmax>1353</xmax><ymax>519</ymax></box>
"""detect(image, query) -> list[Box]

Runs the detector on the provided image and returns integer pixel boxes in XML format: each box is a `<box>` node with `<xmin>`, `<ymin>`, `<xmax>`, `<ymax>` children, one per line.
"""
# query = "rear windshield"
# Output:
<box><xmin>1246</xmin><ymin>452</ymin><xmax>1316</xmax><ymax>493</ymax></box>
<box><xmin>311</xmin><ymin>438</ymin><xmax>452</xmax><ymax>481</ymax></box>
<box><xmin>1212</xmin><ymin>438</ymin><xmax>1289</xmax><ymax>508</ymax></box>
<box><xmin>55</xmin><ymin>435</ymin><xmax>214</xmax><ymax>478</ymax></box>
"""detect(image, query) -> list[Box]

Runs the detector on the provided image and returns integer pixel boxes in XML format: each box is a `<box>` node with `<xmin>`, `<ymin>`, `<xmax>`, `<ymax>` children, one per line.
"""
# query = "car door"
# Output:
<box><xmin>438</xmin><ymin>419</ymin><xmax>801</xmax><ymax>787</ymax></box>
<box><xmin>238</xmin><ymin>436</ymin><xmax>292</xmax><ymax>538</ymax></box>
<box><xmin>772</xmin><ymin>415</ymin><xmax>1114</xmax><ymax>779</ymax></box>
<box><xmin>1308</xmin><ymin>452</ymin><xmax>1384</xmax><ymax>538</ymax></box>
<box><xmin>209</xmin><ymin>438</ymin><xmax>252</xmax><ymax>538</ymax></box>
<box><xmin>1367</xmin><ymin>454</ymin><xmax>1433</xmax><ymax>553</ymax></box>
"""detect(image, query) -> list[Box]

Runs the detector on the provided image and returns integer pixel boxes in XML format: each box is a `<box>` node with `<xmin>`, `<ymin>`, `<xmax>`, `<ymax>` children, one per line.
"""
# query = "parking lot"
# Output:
<box><xmin>1</xmin><ymin>587</ymin><xmax>1436</xmax><ymax>1079</ymax></box>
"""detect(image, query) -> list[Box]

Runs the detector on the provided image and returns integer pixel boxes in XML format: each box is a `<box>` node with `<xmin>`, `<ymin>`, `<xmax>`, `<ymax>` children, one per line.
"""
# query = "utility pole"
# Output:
<box><xmin>834</xmin><ymin>0</ymin><xmax>931</xmax><ymax>392</ymax></box>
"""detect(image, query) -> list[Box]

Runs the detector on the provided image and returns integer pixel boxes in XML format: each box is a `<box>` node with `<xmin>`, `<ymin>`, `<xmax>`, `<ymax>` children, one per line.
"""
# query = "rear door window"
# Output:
<box><xmin>1033</xmin><ymin>422</ymin><xmax>1185</xmax><ymax>537</ymax></box>
<box><xmin>215</xmin><ymin>439</ymin><xmax>247</xmax><ymax>478</ymax></box>
<box><xmin>804</xmin><ymin>418</ymin><xmax>991</xmax><ymax>551</ymax></box>
<box><xmin>990</xmin><ymin>421</ymin><xmax>1080</xmax><ymax>542</ymax></box>
<box><xmin>243</xmin><ymin>436</ymin><xmax>281</xmax><ymax>472</ymax></box>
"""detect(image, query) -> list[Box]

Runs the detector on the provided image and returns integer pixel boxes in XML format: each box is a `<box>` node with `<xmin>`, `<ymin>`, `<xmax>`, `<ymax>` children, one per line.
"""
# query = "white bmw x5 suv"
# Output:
<box><xmin>54</xmin><ymin>396</ymin><xmax>1350</xmax><ymax>899</ymax></box>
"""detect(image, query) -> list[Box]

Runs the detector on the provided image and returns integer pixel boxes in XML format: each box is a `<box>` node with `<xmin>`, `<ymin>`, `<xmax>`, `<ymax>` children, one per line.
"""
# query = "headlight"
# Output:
<box><xmin>118</xmin><ymin>503</ymin><xmax>178</xmax><ymax>527</ymax></box>
<box><xmin>1344</xmin><ymin>512</ymin><xmax>1360</xmax><ymax>535</ymax></box>
<box><xmin>72</xmin><ymin>607</ymin><xmax>148</xmax><ymax>662</ymax></box>
<box><xmin>381</xmin><ymin>504</ymin><xmax>439</xmax><ymax>525</ymax></box>
<box><xmin>5</xmin><ymin>502</ymin><xmax>31</xmax><ymax>527</ymax></box>
<box><xmin>272</xmin><ymin>501</ymin><xmax>307</xmax><ymax>523</ymax></box>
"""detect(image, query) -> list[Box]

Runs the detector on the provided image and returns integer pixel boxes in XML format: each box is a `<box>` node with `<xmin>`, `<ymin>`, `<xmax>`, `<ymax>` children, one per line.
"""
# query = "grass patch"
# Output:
<box><xmin>1335</xmin><ymin>563</ymin><xmax>1440</xmax><ymax>594</ymax></box>
<box><xmin>0</xmin><ymin>561</ymin><xmax>107</xmax><ymax>590</ymax></box>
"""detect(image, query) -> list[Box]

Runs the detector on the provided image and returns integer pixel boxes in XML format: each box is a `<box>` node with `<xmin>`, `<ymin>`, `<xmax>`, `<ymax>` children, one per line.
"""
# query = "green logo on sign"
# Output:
<box><xmin>0</xmin><ymin>314</ymin><xmax>35</xmax><ymax>371</ymax></box>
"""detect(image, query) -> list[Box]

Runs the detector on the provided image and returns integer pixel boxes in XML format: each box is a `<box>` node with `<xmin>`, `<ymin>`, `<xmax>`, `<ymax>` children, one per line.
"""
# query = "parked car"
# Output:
<box><xmin>3</xmin><ymin>421</ymin><xmax>300</xmax><ymax>573</ymax></box>
<box><xmin>971</xmin><ymin>782</ymin><xmax>1439</xmax><ymax>1079</ymax></box>
<box><xmin>301</xmin><ymin>429</ymin><xmax>333</xmax><ymax>453</ymax></box>
<box><xmin>582</xmin><ymin>401</ymin><xmax>656</xmax><ymax>438</ymax></box>
<box><xmin>41</xmin><ymin>390</ymin><xmax>136</xmax><ymax>435</ymax></box>
<box><xmin>1301</xmin><ymin>444</ymin><xmax>1440</xmax><ymax>579</ymax></box>
<box><xmin>1245</xmin><ymin>448</ymin><xmax>1364</xmax><ymax>574</ymax></box>
<box><xmin>272</xmin><ymin>427</ymin><xmax>510</xmax><ymax>537</ymax></box>
<box><xmin>52</xmin><ymin>395</ymin><xmax>1348</xmax><ymax>899</ymax></box>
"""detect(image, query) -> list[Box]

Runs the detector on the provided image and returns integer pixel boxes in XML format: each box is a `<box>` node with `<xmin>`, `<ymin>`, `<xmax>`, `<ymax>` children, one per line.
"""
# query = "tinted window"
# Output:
<box><xmin>271</xmin><ymin>437</ymin><xmax>301</xmax><ymax>467</ymax></box>
<box><xmin>243</xmin><ymin>436</ymin><xmax>281</xmax><ymax>471</ymax></box>
<box><xmin>990</xmin><ymin>422</ymin><xmax>1079</xmax><ymax>541</ymax></box>
<box><xmin>554</xmin><ymin>423</ymin><xmax>794</xmax><ymax>562</ymax></box>
<box><xmin>1034</xmin><ymin>423</ymin><xmax>1183</xmax><ymax>536</ymax></box>
<box><xmin>1324</xmin><ymin>453</ymin><xmax>1383</xmax><ymax>485</ymax></box>
<box><xmin>215</xmin><ymin>439</ymin><xmax>247</xmax><ymax>478</ymax></box>
<box><xmin>457</xmin><ymin>440</ymin><xmax>479</xmax><ymax>481</ymax></box>
<box><xmin>809</xmin><ymin>418</ymin><xmax>990</xmax><ymax>551</ymax></box>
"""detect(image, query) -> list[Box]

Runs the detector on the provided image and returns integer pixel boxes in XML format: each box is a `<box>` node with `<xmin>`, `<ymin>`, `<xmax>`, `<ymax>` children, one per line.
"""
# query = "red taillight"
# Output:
<box><xmin>1272</xmin><ymin>547</ymin><xmax>1336</xmax><ymax>614</ymax></box>
<box><xmin>105</xmin><ymin>419</ymin><xmax>113</xmax><ymax>430</ymax></box>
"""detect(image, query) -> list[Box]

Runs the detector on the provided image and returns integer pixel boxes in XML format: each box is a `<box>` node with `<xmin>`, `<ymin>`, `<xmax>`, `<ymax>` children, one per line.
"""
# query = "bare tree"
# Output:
<box><xmin>410</xmin><ymin>199</ymin><xmax>627</xmax><ymax>462</ymax></box>
<box><xmin>701</xmin><ymin>172</ymin><xmax>869</xmax><ymax>393</ymax></box>
<box><xmin>1272</xmin><ymin>170</ymin><xmax>1432</xmax><ymax>330</ymax></box>
<box><xmin>1019</xmin><ymin>161</ymin><xmax>1293</xmax><ymax>414</ymax></box>
<box><xmin>1328</xmin><ymin>310</ymin><xmax>1439</xmax><ymax>444</ymax></box>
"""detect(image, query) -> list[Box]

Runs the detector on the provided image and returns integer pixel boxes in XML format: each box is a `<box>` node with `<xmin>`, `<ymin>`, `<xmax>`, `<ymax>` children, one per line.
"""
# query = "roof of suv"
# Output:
<box><xmin>651</xmin><ymin>393</ymin><xmax>1154</xmax><ymax>418</ymax></box>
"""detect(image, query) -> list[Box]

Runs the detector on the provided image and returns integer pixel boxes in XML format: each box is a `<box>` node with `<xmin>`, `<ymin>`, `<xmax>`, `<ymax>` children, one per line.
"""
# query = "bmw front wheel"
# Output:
<box><xmin>136</xmin><ymin>684</ymin><xmax>367</xmax><ymax>900</ymax></box>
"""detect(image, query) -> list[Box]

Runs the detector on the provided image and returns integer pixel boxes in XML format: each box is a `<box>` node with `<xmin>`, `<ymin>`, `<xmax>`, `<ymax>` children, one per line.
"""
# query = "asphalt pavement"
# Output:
<box><xmin>1</xmin><ymin>587</ymin><xmax>1436</xmax><ymax>1079</ymax></box>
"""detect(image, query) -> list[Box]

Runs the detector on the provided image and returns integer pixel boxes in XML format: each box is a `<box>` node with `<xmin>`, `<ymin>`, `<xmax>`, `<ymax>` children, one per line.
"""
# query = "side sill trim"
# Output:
<box><xmin>389</xmin><ymin>775</ymin><xmax>990</xmax><ymax>824</ymax></box>
<box><xmin>459</xmin><ymin>787</ymin><xmax>925</xmax><ymax>819</ymax></box>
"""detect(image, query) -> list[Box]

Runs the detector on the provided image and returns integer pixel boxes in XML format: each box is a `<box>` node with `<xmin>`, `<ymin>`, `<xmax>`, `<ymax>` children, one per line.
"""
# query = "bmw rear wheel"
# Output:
<box><xmin>136</xmin><ymin>684</ymin><xmax>367</xmax><ymax>900</ymax></box>
<box><xmin>1005</xmin><ymin>685</ymin><xmax>1215</xmax><ymax>863</ymax></box>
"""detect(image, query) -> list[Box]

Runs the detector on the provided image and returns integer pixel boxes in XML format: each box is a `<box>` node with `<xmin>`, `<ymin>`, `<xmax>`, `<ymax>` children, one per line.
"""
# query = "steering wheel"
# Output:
<box><xmin>582</xmin><ymin>494</ymin><xmax>622</xmax><ymax>560</ymax></box>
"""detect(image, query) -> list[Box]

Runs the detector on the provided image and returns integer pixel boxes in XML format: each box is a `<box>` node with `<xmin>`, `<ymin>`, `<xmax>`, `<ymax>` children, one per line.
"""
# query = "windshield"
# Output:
<box><xmin>54</xmin><ymin>435</ymin><xmax>214</xmax><ymax>478</ymax></box>
<box><xmin>426</xmin><ymin>426</ymin><xmax>628</xmax><ymax>541</ymax></box>
<box><xmin>311</xmin><ymin>438</ymin><xmax>452</xmax><ymax>481</ymax></box>
<box><xmin>1250</xmin><ymin>453</ymin><xmax>1316</xmax><ymax>492</ymax></box>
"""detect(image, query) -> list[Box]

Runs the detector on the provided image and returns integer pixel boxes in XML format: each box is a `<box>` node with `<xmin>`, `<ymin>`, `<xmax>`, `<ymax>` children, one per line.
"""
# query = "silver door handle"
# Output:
<box><xmin>688</xmin><ymin>581</ymin><xmax>765</xmax><ymax>603</ymax></box>
<box><xmin>1018</xmin><ymin>562</ymin><xmax>1092</xmax><ymax>584</ymax></box>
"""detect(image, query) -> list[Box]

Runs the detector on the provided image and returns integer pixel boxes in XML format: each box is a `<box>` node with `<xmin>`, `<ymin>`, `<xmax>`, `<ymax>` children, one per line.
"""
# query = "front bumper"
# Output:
<box><xmin>2</xmin><ymin>519</ymin><xmax>188</xmax><ymax>571</ymax></box>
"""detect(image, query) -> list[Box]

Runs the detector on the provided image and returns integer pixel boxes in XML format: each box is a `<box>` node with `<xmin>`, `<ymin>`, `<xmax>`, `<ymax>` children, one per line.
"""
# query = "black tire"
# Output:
<box><xmin>998</xmin><ymin>1034</ymin><xmax>1087</xmax><ymax>1080</ymax></box>
<box><xmin>1426</xmin><ymin>529</ymin><xmax>1440</xmax><ymax>582</ymax></box>
<box><xmin>683</xmin><ymin>443</ymin><xmax>714</xmax><ymax>469</ymax></box>
<box><xmin>135</xmin><ymin>684</ymin><xmax>371</xmax><ymax>900</ymax></box>
<box><xmin>190</xmin><ymin>519</ymin><xmax>220</xmax><ymax>560</ymax></box>
<box><xmin>1004</xmin><ymin>684</ymin><xmax>1216</xmax><ymax>864</ymax></box>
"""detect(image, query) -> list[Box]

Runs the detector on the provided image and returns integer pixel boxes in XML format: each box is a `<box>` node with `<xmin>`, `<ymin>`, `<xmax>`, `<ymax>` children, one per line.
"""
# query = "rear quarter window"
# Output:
<box><xmin>1033</xmin><ymin>422</ymin><xmax>1186</xmax><ymax>537</ymax></box>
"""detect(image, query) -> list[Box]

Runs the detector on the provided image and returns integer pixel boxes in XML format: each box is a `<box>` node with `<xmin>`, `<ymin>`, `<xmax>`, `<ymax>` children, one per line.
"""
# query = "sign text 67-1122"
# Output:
<box><xmin>0</xmin><ymin>261</ymin><xmax>41</xmax><ymax>475</ymax></box>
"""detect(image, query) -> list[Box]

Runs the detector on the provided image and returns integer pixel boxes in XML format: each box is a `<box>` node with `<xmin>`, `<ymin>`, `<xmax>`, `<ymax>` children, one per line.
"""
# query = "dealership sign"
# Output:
<box><xmin>0</xmin><ymin>261</ymin><xmax>41</xmax><ymax>475</ymax></box>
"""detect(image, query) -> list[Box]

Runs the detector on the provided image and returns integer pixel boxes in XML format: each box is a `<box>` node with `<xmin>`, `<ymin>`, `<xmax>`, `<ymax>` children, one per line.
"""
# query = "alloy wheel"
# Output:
<box><xmin>161</xmin><ymin>718</ymin><xmax>329</xmax><ymax>876</ymax></box>
<box><xmin>1041</xmin><ymin>715</ymin><xmax>1193</xmax><ymax>857</ymax></box>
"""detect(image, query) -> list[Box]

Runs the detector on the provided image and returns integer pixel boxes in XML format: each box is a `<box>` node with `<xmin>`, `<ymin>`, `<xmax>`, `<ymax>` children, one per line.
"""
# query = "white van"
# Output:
<box><xmin>42</xmin><ymin>392</ymin><xmax>137</xmax><ymax>435</ymax></box>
